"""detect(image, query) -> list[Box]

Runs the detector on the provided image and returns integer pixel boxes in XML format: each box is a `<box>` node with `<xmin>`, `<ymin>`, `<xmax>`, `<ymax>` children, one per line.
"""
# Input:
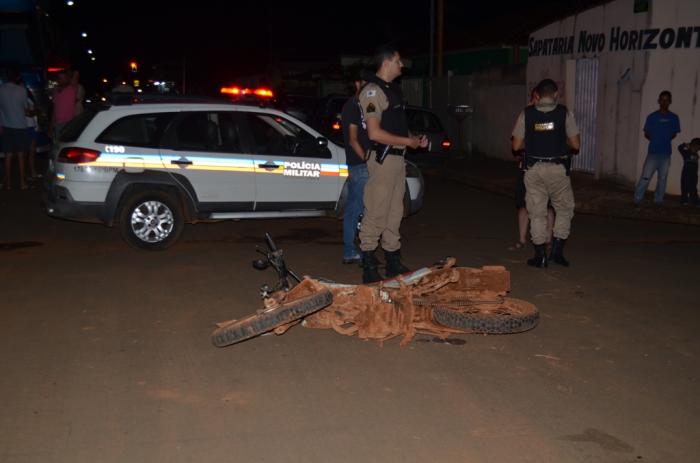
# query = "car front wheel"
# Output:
<box><xmin>118</xmin><ymin>190</ymin><xmax>184</xmax><ymax>250</ymax></box>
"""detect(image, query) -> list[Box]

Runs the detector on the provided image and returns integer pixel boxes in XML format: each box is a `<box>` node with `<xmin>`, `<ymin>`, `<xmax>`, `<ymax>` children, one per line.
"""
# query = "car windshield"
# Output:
<box><xmin>59</xmin><ymin>107</ymin><xmax>101</xmax><ymax>142</ymax></box>
<box><xmin>407</xmin><ymin>109</ymin><xmax>443</xmax><ymax>132</ymax></box>
<box><xmin>329</xmin><ymin>98</ymin><xmax>345</xmax><ymax>115</ymax></box>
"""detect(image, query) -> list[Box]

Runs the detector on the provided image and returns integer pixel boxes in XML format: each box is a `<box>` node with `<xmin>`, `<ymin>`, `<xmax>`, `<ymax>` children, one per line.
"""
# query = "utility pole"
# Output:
<box><xmin>182</xmin><ymin>54</ymin><xmax>187</xmax><ymax>95</ymax></box>
<box><xmin>429</xmin><ymin>0</ymin><xmax>435</xmax><ymax>78</ymax></box>
<box><xmin>437</xmin><ymin>0</ymin><xmax>444</xmax><ymax>77</ymax></box>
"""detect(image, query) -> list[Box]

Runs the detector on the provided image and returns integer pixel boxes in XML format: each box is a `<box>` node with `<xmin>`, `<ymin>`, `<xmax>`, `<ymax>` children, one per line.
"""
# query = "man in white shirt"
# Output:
<box><xmin>0</xmin><ymin>67</ymin><xmax>30</xmax><ymax>190</ymax></box>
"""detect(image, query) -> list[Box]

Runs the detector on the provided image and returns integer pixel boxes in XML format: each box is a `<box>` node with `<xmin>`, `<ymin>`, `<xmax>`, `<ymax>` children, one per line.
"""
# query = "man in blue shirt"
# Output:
<box><xmin>634</xmin><ymin>91</ymin><xmax>681</xmax><ymax>206</ymax></box>
<box><xmin>340</xmin><ymin>75</ymin><xmax>370</xmax><ymax>264</ymax></box>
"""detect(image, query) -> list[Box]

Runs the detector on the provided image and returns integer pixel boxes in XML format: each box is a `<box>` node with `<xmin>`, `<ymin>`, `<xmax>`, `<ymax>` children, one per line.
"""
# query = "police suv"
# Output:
<box><xmin>45</xmin><ymin>98</ymin><xmax>424</xmax><ymax>250</ymax></box>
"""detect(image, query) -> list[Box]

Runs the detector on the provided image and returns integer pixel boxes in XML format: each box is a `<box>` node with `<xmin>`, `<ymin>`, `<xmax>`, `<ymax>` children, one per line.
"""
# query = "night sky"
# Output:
<box><xmin>48</xmin><ymin>0</ymin><xmax>609</xmax><ymax>91</ymax></box>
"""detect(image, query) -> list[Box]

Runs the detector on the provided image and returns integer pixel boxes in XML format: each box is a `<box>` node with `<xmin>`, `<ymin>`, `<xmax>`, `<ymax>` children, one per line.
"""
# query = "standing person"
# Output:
<box><xmin>511</xmin><ymin>79</ymin><xmax>580</xmax><ymax>268</ymax></box>
<box><xmin>358</xmin><ymin>45</ymin><xmax>427</xmax><ymax>283</ymax></box>
<box><xmin>678</xmin><ymin>138</ymin><xmax>700</xmax><ymax>206</ymax></box>
<box><xmin>24</xmin><ymin>84</ymin><xmax>39</xmax><ymax>180</ymax></box>
<box><xmin>50</xmin><ymin>70</ymin><xmax>76</xmax><ymax>143</ymax></box>
<box><xmin>512</xmin><ymin>149</ymin><xmax>554</xmax><ymax>250</ymax></box>
<box><xmin>0</xmin><ymin>67</ymin><xmax>31</xmax><ymax>190</ymax></box>
<box><xmin>633</xmin><ymin>91</ymin><xmax>681</xmax><ymax>207</ymax></box>
<box><xmin>341</xmin><ymin>75</ymin><xmax>370</xmax><ymax>264</ymax></box>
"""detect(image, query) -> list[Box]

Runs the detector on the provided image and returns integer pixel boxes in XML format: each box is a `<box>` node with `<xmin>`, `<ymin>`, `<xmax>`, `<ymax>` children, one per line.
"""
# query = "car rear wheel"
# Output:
<box><xmin>119</xmin><ymin>190</ymin><xmax>184</xmax><ymax>250</ymax></box>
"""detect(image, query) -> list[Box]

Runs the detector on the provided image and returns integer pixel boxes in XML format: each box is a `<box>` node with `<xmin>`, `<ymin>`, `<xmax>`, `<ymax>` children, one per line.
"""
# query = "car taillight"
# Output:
<box><xmin>332</xmin><ymin>121</ymin><xmax>341</xmax><ymax>130</ymax></box>
<box><xmin>57</xmin><ymin>148</ymin><xmax>101</xmax><ymax>163</ymax></box>
<box><xmin>441</xmin><ymin>138</ymin><xmax>452</xmax><ymax>151</ymax></box>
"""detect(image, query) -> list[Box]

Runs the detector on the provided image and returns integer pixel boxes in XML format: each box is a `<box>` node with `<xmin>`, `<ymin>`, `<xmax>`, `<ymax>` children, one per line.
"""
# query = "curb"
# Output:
<box><xmin>443</xmin><ymin>172</ymin><xmax>700</xmax><ymax>227</ymax></box>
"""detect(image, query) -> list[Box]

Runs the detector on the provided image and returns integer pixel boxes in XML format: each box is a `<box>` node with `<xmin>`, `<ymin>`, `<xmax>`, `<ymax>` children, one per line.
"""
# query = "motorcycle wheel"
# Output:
<box><xmin>428</xmin><ymin>297</ymin><xmax>539</xmax><ymax>334</ymax></box>
<box><xmin>211</xmin><ymin>289</ymin><xmax>333</xmax><ymax>347</ymax></box>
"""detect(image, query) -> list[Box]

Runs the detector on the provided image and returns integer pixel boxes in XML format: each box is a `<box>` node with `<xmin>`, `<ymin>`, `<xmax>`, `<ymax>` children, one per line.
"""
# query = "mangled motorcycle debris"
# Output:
<box><xmin>212</xmin><ymin>235</ymin><xmax>538</xmax><ymax>347</ymax></box>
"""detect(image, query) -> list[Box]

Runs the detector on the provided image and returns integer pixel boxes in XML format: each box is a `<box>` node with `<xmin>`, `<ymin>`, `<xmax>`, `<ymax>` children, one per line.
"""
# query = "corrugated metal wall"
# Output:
<box><xmin>572</xmin><ymin>58</ymin><xmax>599</xmax><ymax>173</ymax></box>
<box><xmin>401</xmin><ymin>78</ymin><xmax>424</xmax><ymax>106</ymax></box>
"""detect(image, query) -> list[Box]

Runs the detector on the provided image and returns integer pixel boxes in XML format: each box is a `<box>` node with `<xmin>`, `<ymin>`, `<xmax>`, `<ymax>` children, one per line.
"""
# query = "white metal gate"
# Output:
<box><xmin>572</xmin><ymin>58</ymin><xmax>598</xmax><ymax>173</ymax></box>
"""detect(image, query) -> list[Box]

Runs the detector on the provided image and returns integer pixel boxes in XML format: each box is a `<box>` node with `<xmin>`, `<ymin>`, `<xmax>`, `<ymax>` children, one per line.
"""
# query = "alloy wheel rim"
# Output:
<box><xmin>130</xmin><ymin>200</ymin><xmax>174</xmax><ymax>243</ymax></box>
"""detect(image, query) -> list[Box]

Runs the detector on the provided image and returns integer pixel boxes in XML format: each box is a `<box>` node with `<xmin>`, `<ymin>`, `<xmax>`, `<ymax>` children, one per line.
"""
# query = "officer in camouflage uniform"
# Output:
<box><xmin>358</xmin><ymin>45</ymin><xmax>427</xmax><ymax>283</ymax></box>
<box><xmin>511</xmin><ymin>79</ymin><xmax>580</xmax><ymax>268</ymax></box>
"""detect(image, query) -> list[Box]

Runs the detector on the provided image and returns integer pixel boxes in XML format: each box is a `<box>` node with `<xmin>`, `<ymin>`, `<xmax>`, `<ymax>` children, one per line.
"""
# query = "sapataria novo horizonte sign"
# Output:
<box><xmin>529</xmin><ymin>25</ymin><xmax>700</xmax><ymax>57</ymax></box>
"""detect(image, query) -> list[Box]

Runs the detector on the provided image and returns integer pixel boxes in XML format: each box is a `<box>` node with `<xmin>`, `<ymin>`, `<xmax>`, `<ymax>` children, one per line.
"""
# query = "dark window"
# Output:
<box><xmin>172</xmin><ymin>112</ymin><xmax>220</xmax><ymax>151</ymax></box>
<box><xmin>59</xmin><ymin>107</ymin><xmax>100</xmax><ymax>142</ymax></box>
<box><xmin>407</xmin><ymin>109</ymin><xmax>443</xmax><ymax>133</ymax></box>
<box><xmin>96</xmin><ymin>112</ymin><xmax>175</xmax><ymax>147</ymax></box>
<box><xmin>244</xmin><ymin>113</ymin><xmax>330</xmax><ymax>158</ymax></box>
<box><xmin>329</xmin><ymin>98</ymin><xmax>345</xmax><ymax>116</ymax></box>
<box><xmin>217</xmin><ymin>112</ymin><xmax>244</xmax><ymax>152</ymax></box>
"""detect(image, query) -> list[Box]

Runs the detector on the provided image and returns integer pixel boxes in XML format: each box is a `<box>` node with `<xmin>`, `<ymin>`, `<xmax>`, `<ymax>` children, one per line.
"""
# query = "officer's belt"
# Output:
<box><xmin>370</xmin><ymin>147</ymin><xmax>406</xmax><ymax>156</ymax></box>
<box><xmin>526</xmin><ymin>156</ymin><xmax>567</xmax><ymax>167</ymax></box>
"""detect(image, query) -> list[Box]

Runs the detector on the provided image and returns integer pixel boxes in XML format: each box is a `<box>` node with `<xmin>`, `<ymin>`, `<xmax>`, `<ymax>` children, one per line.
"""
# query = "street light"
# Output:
<box><xmin>81</xmin><ymin>32</ymin><xmax>87</xmax><ymax>38</ymax></box>
<box><xmin>130</xmin><ymin>61</ymin><xmax>138</xmax><ymax>72</ymax></box>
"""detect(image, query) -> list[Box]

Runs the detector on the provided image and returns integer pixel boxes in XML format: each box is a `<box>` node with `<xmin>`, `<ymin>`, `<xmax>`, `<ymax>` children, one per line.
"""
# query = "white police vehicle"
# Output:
<box><xmin>45</xmin><ymin>98</ymin><xmax>424</xmax><ymax>250</ymax></box>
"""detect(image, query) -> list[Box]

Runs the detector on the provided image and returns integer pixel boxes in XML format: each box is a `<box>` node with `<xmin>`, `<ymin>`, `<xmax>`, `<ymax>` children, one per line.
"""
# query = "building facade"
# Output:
<box><xmin>527</xmin><ymin>0</ymin><xmax>700</xmax><ymax>193</ymax></box>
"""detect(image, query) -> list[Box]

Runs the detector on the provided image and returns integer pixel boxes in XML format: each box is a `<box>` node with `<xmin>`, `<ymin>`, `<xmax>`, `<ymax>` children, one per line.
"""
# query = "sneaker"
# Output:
<box><xmin>681</xmin><ymin>200</ymin><xmax>689</xmax><ymax>206</ymax></box>
<box><xmin>342</xmin><ymin>253</ymin><xmax>361</xmax><ymax>264</ymax></box>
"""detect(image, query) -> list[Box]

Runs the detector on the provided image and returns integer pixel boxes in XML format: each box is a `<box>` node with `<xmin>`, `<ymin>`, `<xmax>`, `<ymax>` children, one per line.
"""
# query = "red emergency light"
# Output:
<box><xmin>220</xmin><ymin>86</ymin><xmax>274</xmax><ymax>98</ymax></box>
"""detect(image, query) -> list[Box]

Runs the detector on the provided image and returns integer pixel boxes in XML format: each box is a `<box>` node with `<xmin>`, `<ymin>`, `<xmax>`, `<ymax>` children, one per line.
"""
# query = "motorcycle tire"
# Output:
<box><xmin>430</xmin><ymin>297</ymin><xmax>539</xmax><ymax>334</ymax></box>
<box><xmin>211</xmin><ymin>289</ymin><xmax>333</xmax><ymax>347</ymax></box>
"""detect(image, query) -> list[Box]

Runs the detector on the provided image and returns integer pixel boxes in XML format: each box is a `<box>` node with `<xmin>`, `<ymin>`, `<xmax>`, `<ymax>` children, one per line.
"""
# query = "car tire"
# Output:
<box><xmin>118</xmin><ymin>189</ymin><xmax>184</xmax><ymax>250</ymax></box>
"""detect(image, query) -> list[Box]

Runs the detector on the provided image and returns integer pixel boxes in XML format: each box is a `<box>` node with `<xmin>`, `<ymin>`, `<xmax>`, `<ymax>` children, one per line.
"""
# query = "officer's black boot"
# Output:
<box><xmin>361</xmin><ymin>250</ymin><xmax>383</xmax><ymax>284</ymax></box>
<box><xmin>549</xmin><ymin>237</ymin><xmax>570</xmax><ymax>267</ymax></box>
<box><xmin>385</xmin><ymin>250</ymin><xmax>410</xmax><ymax>278</ymax></box>
<box><xmin>527</xmin><ymin>244</ymin><xmax>548</xmax><ymax>268</ymax></box>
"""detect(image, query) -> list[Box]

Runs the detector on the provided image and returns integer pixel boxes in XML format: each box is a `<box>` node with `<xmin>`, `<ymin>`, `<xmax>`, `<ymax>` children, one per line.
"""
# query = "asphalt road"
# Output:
<box><xmin>1</xmin><ymin>175</ymin><xmax>698</xmax><ymax>463</ymax></box>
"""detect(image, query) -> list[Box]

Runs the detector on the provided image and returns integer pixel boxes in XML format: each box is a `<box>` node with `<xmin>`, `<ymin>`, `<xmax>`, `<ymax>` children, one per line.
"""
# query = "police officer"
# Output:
<box><xmin>358</xmin><ymin>45</ymin><xmax>427</xmax><ymax>283</ymax></box>
<box><xmin>511</xmin><ymin>79</ymin><xmax>580</xmax><ymax>268</ymax></box>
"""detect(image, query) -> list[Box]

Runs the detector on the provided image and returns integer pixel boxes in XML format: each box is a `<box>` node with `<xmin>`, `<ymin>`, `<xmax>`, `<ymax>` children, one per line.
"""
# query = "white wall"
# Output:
<box><xmin>527</xmin><ymin>0</ymin><xmax>700</xmax><ymax>194</ymax></box>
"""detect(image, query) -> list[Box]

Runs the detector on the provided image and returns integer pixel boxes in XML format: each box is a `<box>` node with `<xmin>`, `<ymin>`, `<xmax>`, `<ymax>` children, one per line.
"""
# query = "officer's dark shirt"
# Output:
<box><xmin>341</xmin><ymin>96</ymin><xmax>370</xmax><ymax>166</ymax></box>
<box><xmin>360</xmin><ymin>75</ymin><xmax>409</xmax><ymax>140</ymax></box>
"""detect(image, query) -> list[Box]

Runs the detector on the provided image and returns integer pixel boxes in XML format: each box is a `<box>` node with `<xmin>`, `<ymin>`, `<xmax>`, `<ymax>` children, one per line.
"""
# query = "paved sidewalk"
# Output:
<box><xmin>436</xmin><ymin>155</ymin><xmax>700</xmax><ymax>226</ymax></box>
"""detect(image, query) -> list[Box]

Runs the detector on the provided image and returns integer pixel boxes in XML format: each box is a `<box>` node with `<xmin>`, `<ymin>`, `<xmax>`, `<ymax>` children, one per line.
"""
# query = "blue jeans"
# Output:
<box><xmin>343</xmin><ymin>164</ymin><xmax>369</xmax><ymax>258</ymax></box>
<box><xmin>634</xmin><ymin>154</ymin><xmax>671</xmax><ymax>204</ymax></box>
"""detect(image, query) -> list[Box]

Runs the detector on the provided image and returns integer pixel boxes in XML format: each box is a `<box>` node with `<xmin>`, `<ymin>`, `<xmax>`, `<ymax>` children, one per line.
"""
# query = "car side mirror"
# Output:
<box><xmin>317</xmin><ymin>137</ymin><xmax>328</xmax><ymax>147</ymax></box>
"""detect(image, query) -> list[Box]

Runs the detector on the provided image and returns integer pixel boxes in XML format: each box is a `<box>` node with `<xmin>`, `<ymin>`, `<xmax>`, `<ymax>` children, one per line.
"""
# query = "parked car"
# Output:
<box><xmin>44</xmin><ymin>97</ymin><xmax>424</xmax><ymax>250</ymax></box>
<box><xmin>275</xmin><ymin>93</ymin><xmax>319</xmax><ymax>123</ymax></box>
<box><xmin>405</xmin><ymin>105</ymin><xmax>451</xmax><ymax>164</ymax></box>
<box><xmin>307</xmin><ymin>93</ymin><xmax>349</xmax><ymax>145</ymax></box>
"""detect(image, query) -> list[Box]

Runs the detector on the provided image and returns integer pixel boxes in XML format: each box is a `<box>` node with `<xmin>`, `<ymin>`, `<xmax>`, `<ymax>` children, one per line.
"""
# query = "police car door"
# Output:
<box><xmin>159</xmin><ymin>111</ymin><xmax>255</xmax><ymax>211</ymax></box>
<box><xmin>243</xmin><ymin>111</ymin><xmax>340</xmax><ymax>210</ymax></box>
